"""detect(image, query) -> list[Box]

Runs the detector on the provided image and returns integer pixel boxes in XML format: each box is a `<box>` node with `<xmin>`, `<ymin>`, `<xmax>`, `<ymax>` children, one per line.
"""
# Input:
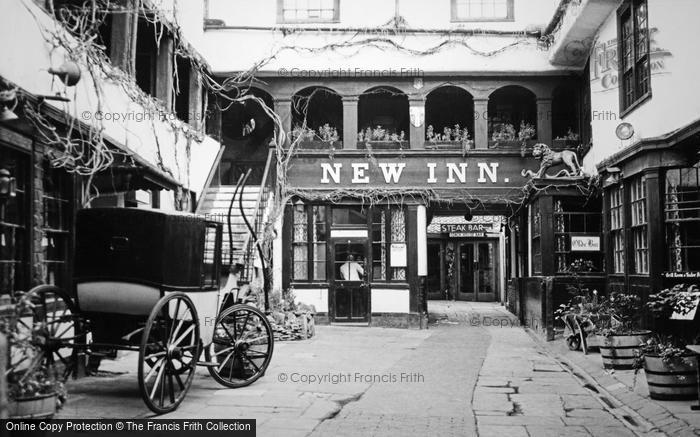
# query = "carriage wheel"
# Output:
<box><xmin>205</xmin><ymin>304</ymin><xmax>273</xmax><ymax>388</ymax></box>
<box><xmin>20</xmin><ymin>285</ymin><xmax>83</xmax><ymax>381</ymax></box>
<box><xmin>566</xmin><ymin>335</ymin><xmax>581</xmax><ymax>351</ymax></box>
<box><xmin>6</xmin><ymin>285</ymin><xmax>82</xmax><ymax>382</ymax></box>
<box><xmin>138</xmin><ymin>293</ymin><xmax>200</xmax><ymax>414</ymax></box>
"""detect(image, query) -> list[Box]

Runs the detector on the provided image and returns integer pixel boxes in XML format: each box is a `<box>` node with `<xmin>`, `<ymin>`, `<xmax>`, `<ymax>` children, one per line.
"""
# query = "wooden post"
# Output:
<box><xmin>274</xmin><ymin>98</ymin><xmax>293</xmax><ymax>148</ymax></box>
<box><xmin>109</xmin><ymin>0</ymin><xmax>138</xmax><ymax>74</ymax></box>
<box><xmin>536</xmin><ymin>98</ymin><xmax>553</xmax><ymax>147</ymax></box>
<box><xmin>0</xmin><ymin>332</ymin><xmax>8</xmax><ymax>419</ymax></box>
<box><xmin>473</xmin><ymin>98</ymin><xmax>489</xmax><ymax>149</ymax></box>
<box><xmin>408</xmin><ymin>98</ymin><xmax>425</xmax><ymax>149</ymax></box>
<box><xmin>155</xmin><ymin>36</ymin><xmax>175</xmax><ymax>110</ymax></box>
<box><xmin>342</xmin><ymin>97</ymin><xmax>358</xmax><ymax>150</ymax></box>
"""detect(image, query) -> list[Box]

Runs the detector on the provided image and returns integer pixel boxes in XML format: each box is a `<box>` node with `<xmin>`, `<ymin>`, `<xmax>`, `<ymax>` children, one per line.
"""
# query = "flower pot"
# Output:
<box><xmin>644</xmin><ymin>355</ymin><xmax>698</xmax><ymax>400</ymax></box>
<box><xmin>8</xmin><ymin>392</ymin><xmax>58</xmax><ymax>419</ymax></box>
<box><xmin>552</xmin><ymin>139</ymin><xmax>579</xmax><ymax>151</ymax></box>
<box><xmin>599</xmin><ymin>331</ymin><xmax>651</xmax><ymax>369</ymax></box>
<box><xmin>424</xmin><ymin>141</ymin><xmax>471</xmax><ymax>150</ymax></box>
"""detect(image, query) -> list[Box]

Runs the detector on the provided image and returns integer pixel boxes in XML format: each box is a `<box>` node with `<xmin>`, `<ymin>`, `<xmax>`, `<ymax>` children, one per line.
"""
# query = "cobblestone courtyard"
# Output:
<box><xmin>57</xmin><ymin>302</ymin><xmax>695</xmax><ymax>436</ymax></box>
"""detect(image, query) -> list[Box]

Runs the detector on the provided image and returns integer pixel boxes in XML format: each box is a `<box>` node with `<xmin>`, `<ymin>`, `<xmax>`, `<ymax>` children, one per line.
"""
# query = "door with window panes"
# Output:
<box><xmin>330</xmin><ymin>206</ymin><xmax>369</xmax><ymax>323</ymax></box>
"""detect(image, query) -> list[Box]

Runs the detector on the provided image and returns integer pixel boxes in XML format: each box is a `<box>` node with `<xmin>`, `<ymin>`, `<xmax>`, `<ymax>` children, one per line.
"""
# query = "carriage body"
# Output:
<box><xmin>73</xmin><ymin>208</ymin><xmax>222</xmax><ymax>345</ymax></box>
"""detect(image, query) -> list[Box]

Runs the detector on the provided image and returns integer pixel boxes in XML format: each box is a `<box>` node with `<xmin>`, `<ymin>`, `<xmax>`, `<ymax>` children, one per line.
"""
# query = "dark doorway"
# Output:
<box><xmin>331</xmin><ymin>239</ymin><xmax>369</xmax><ymax>322</ymax></box>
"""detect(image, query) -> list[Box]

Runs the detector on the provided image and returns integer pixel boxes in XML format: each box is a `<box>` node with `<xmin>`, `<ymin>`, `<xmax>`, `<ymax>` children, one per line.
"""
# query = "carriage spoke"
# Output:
<box><xmin>144</xmin><ymin>357</ymin><xmax>165</xmax><ymax>382</ymax></box>
<box><xmin>173</xmin><ymin>324</ymin><xmax>195</xmax><ymax>347</ymax></box>
<box><xmin>168</xmin><ymin>373</ymin><xmax>176</xmax><ymax>404</ymax></box>
<box><xmin>169</xmin><ymin>299</ymin><xmax>182</xmax><ymax>339</ymax></box>
<box><xmin>217</xmin><ymin>350</ymin><xmax>236</xmax><ymax>372</ymax></box>
<box><xmin>238</xmin><ymin>313</ymin><xmax>251</xmax><ymax>340</ymax></box>
<box><xmin>150</xmin><ymin>359</ymin><xmax>166</xmax><ymax>399</ymax></box>
<box><xmin>242</xmin><ymin>355</ymin><xmax>261</xmax><ymax>373</ymax></box>
<box><xmin>212</xmin><ymin>346</ymin><xmax>235</xmax><ymax>357</ymax></box>
<box><xmin>174</xmin><ymin>371</ymin><xmax>185</xmax><ymax>390</ymax></box>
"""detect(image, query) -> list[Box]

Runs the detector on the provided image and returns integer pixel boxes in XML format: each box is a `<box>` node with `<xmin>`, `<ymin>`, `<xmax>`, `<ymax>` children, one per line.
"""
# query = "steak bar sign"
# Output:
<box><xmin>286</xmin><ymin>156</ymin><xmax>538</xmax><ymax>191</ymax></box>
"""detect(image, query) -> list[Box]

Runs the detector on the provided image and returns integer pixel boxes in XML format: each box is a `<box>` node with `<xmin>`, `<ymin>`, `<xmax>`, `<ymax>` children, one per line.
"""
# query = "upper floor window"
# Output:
<box><xmin>452</xmin><ymin>0</ymin><xmax>513</xmax><ymax>22</ymax></box>
<box><xmin>278</xmin><ymin>0</ymin><xmax>339</xmax><ymax>23</ymax></box>
<box><xmin>618</xmin><ymin>0</ymin><xmax>651</xmax><ymax>114</ymax></box>
<box><xmin>609</xmin><ymin>185</ymin><xmax>625</xmax><ymax>274</ymax></box>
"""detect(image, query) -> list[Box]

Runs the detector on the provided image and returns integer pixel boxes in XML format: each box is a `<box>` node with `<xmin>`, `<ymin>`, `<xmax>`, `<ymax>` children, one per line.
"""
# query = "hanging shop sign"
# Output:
<box><xmin>571</xmin><ymin>235</ymin><xmax>601</xmax><ymax>251</ymax></box>
<box><xmin>286</xmin><ymin>155</ymin><xmax>540</xmax><ymax>193</ymax></box>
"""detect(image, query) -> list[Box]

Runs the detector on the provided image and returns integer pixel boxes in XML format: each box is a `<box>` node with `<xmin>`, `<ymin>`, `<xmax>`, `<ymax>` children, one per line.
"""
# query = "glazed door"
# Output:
<box><xmin>456</xmin><ymin>241</ymin><xmax>497</xmax><ymax>301</ymax></box>
<box><xmin>331</xmin><ymin>239</ymin><xmax>369</xmax><ymax>322</ymax></box>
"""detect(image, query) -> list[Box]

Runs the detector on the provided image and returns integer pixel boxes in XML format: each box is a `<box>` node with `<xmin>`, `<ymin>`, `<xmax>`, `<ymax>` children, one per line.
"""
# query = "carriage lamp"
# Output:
<box><xmin>0</xmin><ymin>168</ymin><xmax>17</xmax><ymax>201</ymax></box>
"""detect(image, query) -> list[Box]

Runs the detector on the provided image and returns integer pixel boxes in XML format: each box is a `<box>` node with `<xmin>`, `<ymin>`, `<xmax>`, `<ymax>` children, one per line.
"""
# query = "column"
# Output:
<box><xmin>342</xmin><ymin>96</ymin><xmax>358</xmax><ymax>150</ymax></box>
<box><xmin>188</xmin><ymin>70</ymin><xmax>203</xmax><ymax>132</ymax></box>
<box><xmin>473</xmin><ymin>98</ymin><xmax>489</xmax><ymax>149</ymax></box>
<box><xmin>408</xmin><ymin>97</ymin><xmax>425</xmax><ymax>149</ymax></box>
<box><xmin>645</xmin><ymin>168</ymin><xmax>664</xmax><ymax>306</ymax></box>
<box><xmin>155</xmin><ymin>36</ymin><xmax>174</xmax><ymax>110</ymax></box>
<box><xmin>274</xmin><ymin>97</ymin><xmax>292</xmax><ymax>147</ymax></box>
<box><xmin>416</xmin><ymin>205</ymin><xmax>428</xmax><ymax>327</ymax></box>
<box><xmin>537</xmin><ymin>98</ymin><xmax>553</xmax><ymax>146</ymax></box>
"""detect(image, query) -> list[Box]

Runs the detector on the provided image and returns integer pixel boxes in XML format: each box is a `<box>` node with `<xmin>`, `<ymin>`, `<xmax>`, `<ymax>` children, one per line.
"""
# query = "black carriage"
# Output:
<box><xmin>19</xmin><ymin>208</ymin><xmax>273</xmax><ymax>414</ymax></box>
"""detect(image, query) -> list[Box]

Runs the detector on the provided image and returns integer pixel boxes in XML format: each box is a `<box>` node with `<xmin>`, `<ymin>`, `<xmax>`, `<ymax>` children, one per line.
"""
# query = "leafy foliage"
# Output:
<box><xmin>635</xmin><ymin>334</ymin><xmax>696</xmax><ymax>368</ymax></box>
<box><xmin>426</xmin><ymin>124</ymin><xmax>471</xmax><ymax>143</ymax></box>
<box><xmin>598</xmin><ymin>293</ymin><xmax>644</xmax><ymax>336</ymax></box>
<box><xmin>647</xmin><ymin>284</ymin><xmax>700</xmax><ymax>320</ymax></box>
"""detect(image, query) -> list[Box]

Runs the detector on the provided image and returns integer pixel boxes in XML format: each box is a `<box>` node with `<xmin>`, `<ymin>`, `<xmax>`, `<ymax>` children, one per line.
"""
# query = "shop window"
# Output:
<box><xmin>371</xmin><ymin>207</ymin><xmax>406</xmax><ymax>282</ymax></box>
<box><xmin>609</xmin><ymin>185</ymin><xmax>625</xmax><ymax>274</ymax></box>
<box><xmin>0</xmin><ymin>148</ymin><xmax>29</xmax><ymax>296</ymax></box>
<box><xmin>618</xmin><ymin>0</ymin><xmax>651</xmax><ymax>114</ymax></box>
<box><xmin>278</xmin><ymin>0</ymin><xmax>339</xmax><ymax>23</ymax></box>
<box><xmin>630</xmin><ymin>176</ymin><xmax>648</xmax><ymax>274</ymax></box>
<box><xmin>665</xmin><ymin>164</ymin><xmax>700</xmax><ymax>272</ymax></box>
<box><xmin>331</xmin><ymin>206</ymin><xmax>366</xmax><ymax>227</ymax></box>
<box><xmin>42</xmin><ymin>162</ymin><xmax>73</xmax><ymax>290</ymax></box>
<box><xmin>292</xmin><ymin>204</ymin><xmax>326</xmax><ymax>281</ymax></box>
<box><xmin>452</xmin><ymin>0</ymin><xmax>513</xmax><ymax>21</ymax></box>
<box><xmin>554</xmin><ymin>199</ymin><xmax>603</xmax><ymax>273</ymax></box>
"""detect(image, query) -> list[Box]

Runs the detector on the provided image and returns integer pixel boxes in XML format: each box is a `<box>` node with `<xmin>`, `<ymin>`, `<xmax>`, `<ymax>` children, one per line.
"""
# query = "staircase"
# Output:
<box><xmin>196</xmin><ymin>148</ymin><xmax>276</xmax><ymax>283</ymax></box>
<box><xmin>197</xmin><ymin>185</ymin><xmax>261</xmax><ymax>267</ymax></box>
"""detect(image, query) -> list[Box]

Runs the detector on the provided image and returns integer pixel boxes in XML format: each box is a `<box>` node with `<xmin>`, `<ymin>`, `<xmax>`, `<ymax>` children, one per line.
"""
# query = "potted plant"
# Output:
<box><xmin>489</xmin><ymin>121</ymin><xmax>536</xmax><ymax>150</ymax></box>
<box><xmin>1</xmin><ymin>291</ymin><xmax>66</xmax><ymax>419</ymax></box>
<box><xmin>553</xmin><ymin>128</ymin><xmax>580</xmax><ymax>150</ymax></box>
<box><xmin>636</xmin><ymin>335</ymin><xmax>698</xmax><ymax>400</ymax></box>
<box><xmin>425</xmin><ymin>124</ymin><xmax>473</xmax><ymax>150</ymax></box>
<box><xmin>596</xmin><ymin>293</ymin><xmax>652</xmax><ymax>369</ymax></box>
<box><xmin>635</xmin><ymin>284</ymin><xmax>700</xmax><ymax>400</ymax></box>
<box><xmin>291</xmin><ymin>123</ymin><xmax>341</xmax><ymax>149</ymax></box>
<box><xmin>358</xmin><ymin>125</ymin><xmax>406</xmax><ymax>149</ymax></box>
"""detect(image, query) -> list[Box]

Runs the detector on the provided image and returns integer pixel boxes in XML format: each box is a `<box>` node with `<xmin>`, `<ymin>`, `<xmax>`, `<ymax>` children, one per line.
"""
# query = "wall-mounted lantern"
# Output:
<box><xmin>0</xmin><ymin>168</ymin><xmax>17</xmax><ymax>201</ymax></box>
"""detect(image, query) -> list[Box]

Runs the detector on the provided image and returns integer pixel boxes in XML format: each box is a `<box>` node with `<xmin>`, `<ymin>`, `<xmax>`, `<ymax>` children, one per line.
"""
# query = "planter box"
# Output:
<box><xmin>296</xmin><ymin>140</ymin><xmax>342</xmax><ymax>150</ymax></box>
<box><xmin>358</xmin><ymin>141</ymin><xmax>407</xmax><ymax>150</ymax></box>
<box><xmin>424</xmin><ymin>141</ymin><xmax>473</xmax><ymax>150</ymax></box>
<box><xmin>598</xmin><ymin>331</ymin><xmax>652</xmax><ymax>369</ymax></box>
<box><xmin>8</xmin><ymin>392</ymin><xmax>58</xmax><ymax>419</ymax></box>
<box><xmin>644</xmin><ymin>355</ymin><xmax>698</xmax><ymax>400</ymax></box>
<box><xmin>488</xmin><ymin>139</ymin><xmax>536</xmax><ymax>150</ymax></box>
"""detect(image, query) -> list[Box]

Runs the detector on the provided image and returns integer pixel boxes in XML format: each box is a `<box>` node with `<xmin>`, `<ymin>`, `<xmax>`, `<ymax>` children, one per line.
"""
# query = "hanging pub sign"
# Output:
<box><xmin>571</xmin><ymin>235</ymin><xmax>601</xmax><ymax>251</ymax></box>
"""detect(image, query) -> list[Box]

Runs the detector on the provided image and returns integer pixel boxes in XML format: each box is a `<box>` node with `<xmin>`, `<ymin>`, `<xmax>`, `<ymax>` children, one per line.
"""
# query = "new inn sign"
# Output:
<box><xmin>286</xmin><ymin>155</ymin><xmax>540</xmax><ymax>194</ymax></box>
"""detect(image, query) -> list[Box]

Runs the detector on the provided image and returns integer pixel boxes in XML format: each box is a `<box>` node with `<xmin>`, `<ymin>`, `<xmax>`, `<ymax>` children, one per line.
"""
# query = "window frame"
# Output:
<box><xmin>629</xmin><ymin>175</ymin><xmax>649</xmax><ymax>274</ymax></box>
<box><xmin>665</xmin><ymin>164</ymin><xmax>700</xmax><ymax>273</ymax></box>
<box><xmin>370</xmin><ymin>206</ymin><xmax>407</xmax><ymax>283</ymax></box>
<box><xmin>291</xmin><ymin>203</ymin><xmax>328</xmax><ymax>282</ymax></box>
<box><xmin>451</xmin><ymin>0</ymin><xmax>515</xmax><ymax>23</ymax></box>
<box><xmin>608</xmin><ymin>184</ymin><xmax>626</xmax><ymax>274</ymax></box>
<box><xmin>617</xmin><ymin>0</ymin><xmax>652</xmax><ymax>117</ymax></box>
<box><xmin>277</xmin><ymin>0</ymin><xmax>340</xmax><ymax>24</ymax></box>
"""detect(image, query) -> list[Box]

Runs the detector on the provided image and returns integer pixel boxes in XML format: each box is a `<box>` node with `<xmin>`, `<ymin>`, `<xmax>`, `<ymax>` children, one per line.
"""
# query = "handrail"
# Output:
<box><xmin>240</xmin><ymin>147</ymin><xmax>276</xmax><ymax>281</ymax></box>
<box><xmin>194</xmin><ymin>145</ymin><xmax>226</xmax><ymax>215</ymax></box>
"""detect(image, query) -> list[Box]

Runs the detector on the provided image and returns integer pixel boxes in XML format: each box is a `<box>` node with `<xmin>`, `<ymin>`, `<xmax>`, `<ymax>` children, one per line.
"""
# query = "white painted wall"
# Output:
<box><xmin>1</xmin><ymin>0</ymin><xmax>219</xmax><ymax>199</ymax></box>
<box><xmin>294</xmin><ymin>288</ymin><xmax>329</xmax><ymax>312</ymax></box>
<box><xmin>202</xmin><ymin>0</ymin><xmax>569</xmax><ymax>75</ymax></box>
<box><xmin>371</xmin><ymin>289</ymin><xmax>410</xmax><ymax>313</ymax></box>
<box><xmin>584</xmin><ymin>0</ymin><xmax>700</xmax><ymax>172</ymax></box>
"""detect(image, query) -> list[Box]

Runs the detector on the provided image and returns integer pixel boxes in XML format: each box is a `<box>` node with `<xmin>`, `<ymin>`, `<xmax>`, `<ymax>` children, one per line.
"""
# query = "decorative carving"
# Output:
<box><xmin>521</xmin><ymin>143</ymin><xmax>583</xmax><ymax>179</ymax></box>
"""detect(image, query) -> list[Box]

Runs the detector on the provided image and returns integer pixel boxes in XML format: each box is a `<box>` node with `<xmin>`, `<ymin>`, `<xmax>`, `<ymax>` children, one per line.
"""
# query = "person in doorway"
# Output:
<box><xmin>340</xmin><ymin>254</ymin><xmax>364</xmax><ymax>280</ymax></box>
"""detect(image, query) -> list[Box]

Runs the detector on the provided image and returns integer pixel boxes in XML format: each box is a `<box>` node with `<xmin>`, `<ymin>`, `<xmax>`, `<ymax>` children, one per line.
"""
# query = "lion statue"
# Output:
<box><xmin>521</xmin><ymin>143</ymin><xmax>583</xmax><ymax>179</ymax></box>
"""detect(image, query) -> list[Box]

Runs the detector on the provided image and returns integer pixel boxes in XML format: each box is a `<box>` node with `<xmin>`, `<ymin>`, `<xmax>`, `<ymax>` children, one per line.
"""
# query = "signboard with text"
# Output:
<box><xmin>571</xmin><ymin>236</ymin><xmax>601</xmax><ymax>251</ymax></box>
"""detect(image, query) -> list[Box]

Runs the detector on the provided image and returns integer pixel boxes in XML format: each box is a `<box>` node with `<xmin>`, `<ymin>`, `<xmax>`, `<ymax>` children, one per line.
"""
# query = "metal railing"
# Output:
<box><xmin>240</xmin><ymin>147</ymin><xmax>276</xmax><ymax>283</ymax></box>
